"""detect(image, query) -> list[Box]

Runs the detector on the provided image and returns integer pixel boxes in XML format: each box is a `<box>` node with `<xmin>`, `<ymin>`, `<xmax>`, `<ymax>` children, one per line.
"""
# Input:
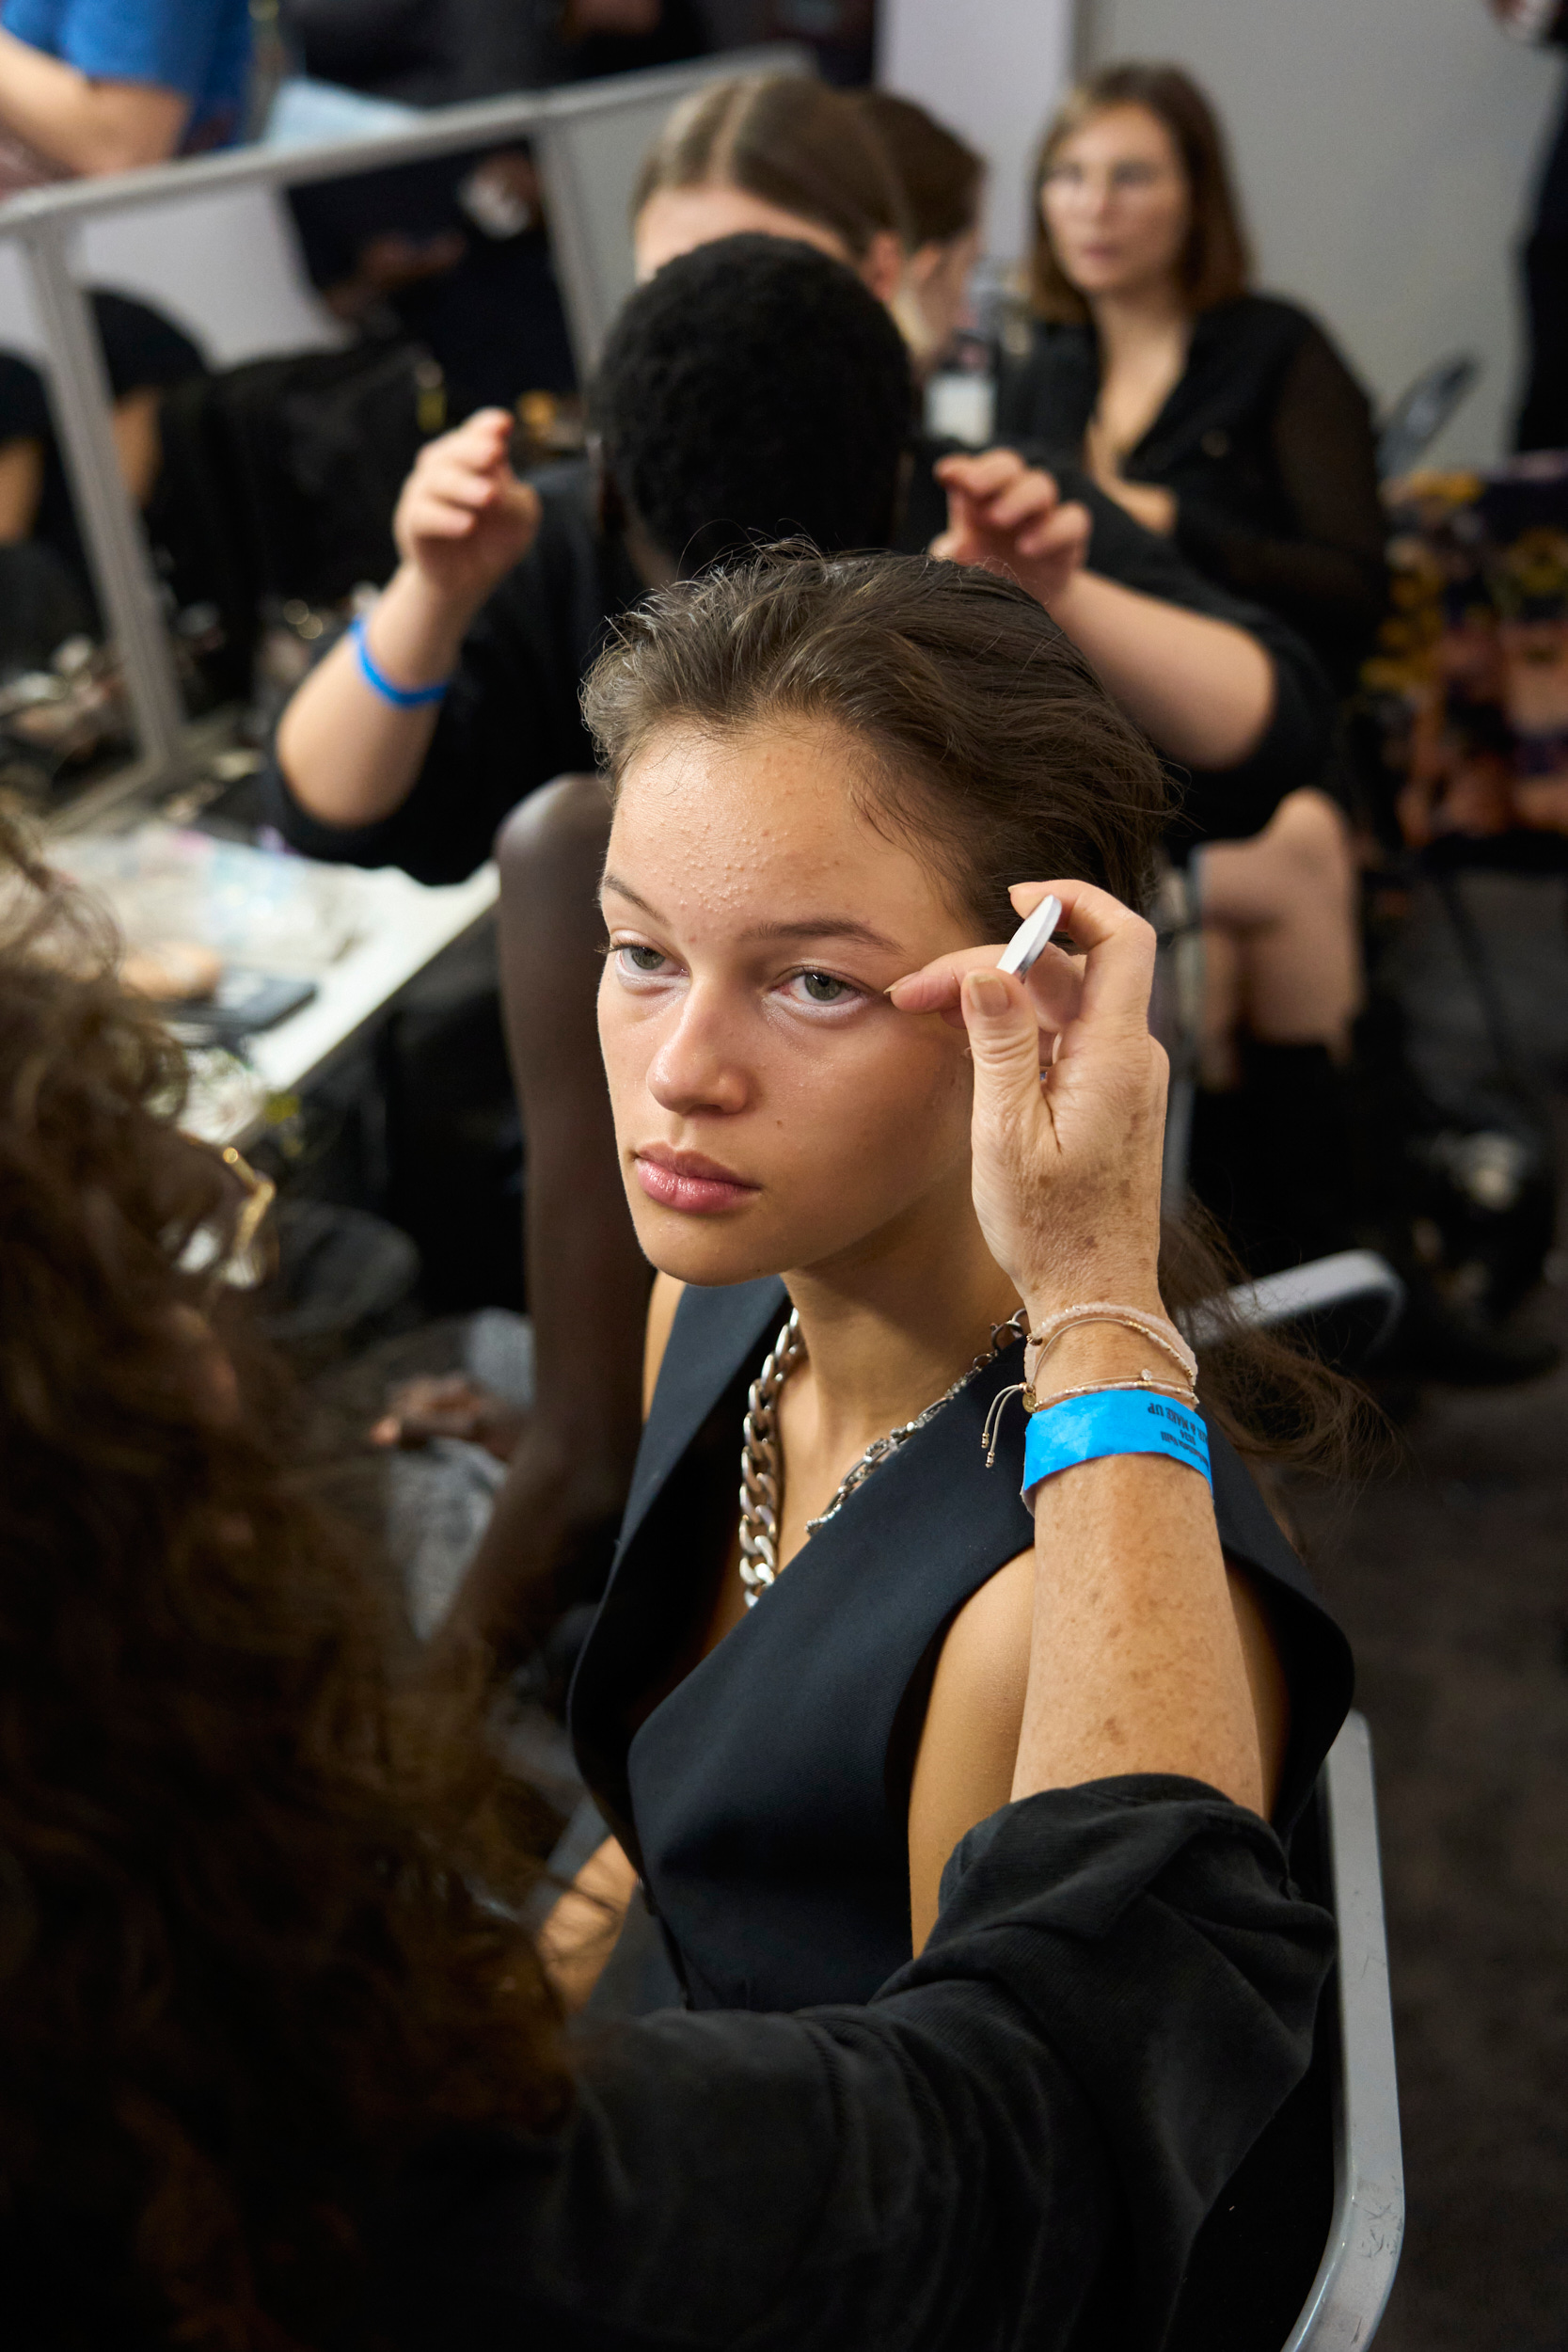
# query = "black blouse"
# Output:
<box><xmin>370</xmin><ymin>1786</ymin><xmax>1332</xmax><ymax>2352</ymax></box>
<box><xmin>997</xmin><ymin>294</ymin><xmax>1387</xmax><ymax>690</ymax></box>
<box><xmin>569</xmin><ymin>1277</ymin><xmax>1354</xmax><ymax>2015</ymax></box>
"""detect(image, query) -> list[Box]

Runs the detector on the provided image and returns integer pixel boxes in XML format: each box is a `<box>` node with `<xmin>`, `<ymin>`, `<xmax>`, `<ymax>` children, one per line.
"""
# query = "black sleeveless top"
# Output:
<box><xmin>569</xmin><ymin>1278</ymin><xmax>1354</xmax><ymax>2013</ymax></box>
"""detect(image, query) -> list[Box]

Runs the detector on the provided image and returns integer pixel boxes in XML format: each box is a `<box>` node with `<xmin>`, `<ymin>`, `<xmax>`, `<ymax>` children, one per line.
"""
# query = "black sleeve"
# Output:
<box><xmin>1063</xmin><ymin>468</ymin><xmax>1339</xmax><ymax>844</ymax></box>
<box><xmin>0</xmin><ymin>349</ymin><xmax>51</xmax><ymax>444</ymax></box>
<box><xmin>264</xmin><ymin>481</ymin><xmax>609</xmax><ymax>886</ymax></box>
<box><xmin>1172</xmin><ymin>327</ymin><xmax>1388</xmax><ymax>672</ymax></box>
<box><xmin>88</xmin><ymin>292</ymin><xmax>208</xmax><ymax>397</ymax></box>
<box><xmin>377</xmin><ymin>1785</ymin><xmax>1334</xmax><ymax>2352</ymax></box>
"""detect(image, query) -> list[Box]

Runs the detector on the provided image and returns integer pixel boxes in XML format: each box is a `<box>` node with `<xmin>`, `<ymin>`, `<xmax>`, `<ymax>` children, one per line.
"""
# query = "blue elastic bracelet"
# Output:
<box><xmin>350</xmin><ymin>615</ymin><xmax>453</xmax><ymax>708</ymax></box>
<box><xmin>1022</xmin><ymin>1388</ymin><xmax>1212</xmax><ymax>1503</ymax></box>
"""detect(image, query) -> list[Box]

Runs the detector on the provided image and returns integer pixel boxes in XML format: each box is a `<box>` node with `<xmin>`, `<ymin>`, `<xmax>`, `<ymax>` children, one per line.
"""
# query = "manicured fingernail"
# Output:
<box><xmin>967</xmin><ymin>972</ymin><xmax>1009</xmax><ymax>1016</ymax></box>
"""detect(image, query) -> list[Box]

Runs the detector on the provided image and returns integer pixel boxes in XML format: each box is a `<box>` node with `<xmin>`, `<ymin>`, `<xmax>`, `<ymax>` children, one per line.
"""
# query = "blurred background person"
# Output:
<box><xmin>854</xmin><ymin>87</ymin><xmax>984</xmax><ymax>372</ymax></box>
<box><xmin>0</xmin><ymin>0</ymin><xmax>251</xmax><ymax>188</ymax></box>
<box><xmin>1002</xmin><ymin>61</ymin><xmax>1387</xmax><ymax>1277</ymax></box>
<box><xmin>277</xmin><ymin>0</ymin><xmax>711</xmax><ymax>418</ymax></box>
<box><xmin>0</xmin><ymin>0</ymin><xmax>240</xmax><ymax>665</ymax></box>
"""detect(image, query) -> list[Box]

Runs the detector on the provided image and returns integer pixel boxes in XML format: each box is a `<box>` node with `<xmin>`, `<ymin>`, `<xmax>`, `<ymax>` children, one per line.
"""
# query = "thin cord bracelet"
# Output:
<box><xmin>1021</xmin><ymin>1386</ymin><xmax>1212</xmax><ymax>1506</ymax></box>
<box><xmin>982</xmin><ymin>1366</ymin><xmax>1196</xmax><ymax>1466</ymax></box>
<box><xmin>349</xmin><ymin>615</ymin><xmax>454</xmax><ymax>708</ymax></box>
<box><xmin>1026</xmin><ymin>1301</ymin><xmax>1197</xmax><ymax>1387</ymax></box>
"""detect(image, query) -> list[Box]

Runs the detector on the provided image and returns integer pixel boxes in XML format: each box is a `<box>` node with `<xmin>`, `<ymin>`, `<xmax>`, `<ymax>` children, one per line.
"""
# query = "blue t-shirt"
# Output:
<box><xmin>1</xmin><ymin>0</ymin><xmax>253</xmax><ymax>147</ymax></box>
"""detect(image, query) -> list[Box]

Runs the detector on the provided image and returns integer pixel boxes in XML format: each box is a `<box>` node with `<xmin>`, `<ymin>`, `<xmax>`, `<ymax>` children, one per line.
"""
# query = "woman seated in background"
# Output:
<box><xmin>0</xmin><ymin>292</ymin><xmax>208</xmax><ymax>666</ymax></box>
<box><xmin>0</xmin><ymin>813</ymin><xmax>1332</xmax><ymax>2350</ymax></box>
<box><xmin>555</xmin><ymin>547</ymin><xmax>1353</xmax><ymax>2028</ymax></box>
<box><xmin>1001</xmin><ymin>61</ymin><xmax>1389</xmax><ymax>1271</ymax></box>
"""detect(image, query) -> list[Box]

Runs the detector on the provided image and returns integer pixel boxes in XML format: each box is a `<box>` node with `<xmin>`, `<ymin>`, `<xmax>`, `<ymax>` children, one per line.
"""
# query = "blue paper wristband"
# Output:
<box><xmin>1022</xmin><ymin>1388</ymin><xmax>1212</xmax><ymax>1502</ymax></box>
<box><xmin>350</xmin><ymin>616</ymin><xmax>453</xmax><ymax>708</ymax></box>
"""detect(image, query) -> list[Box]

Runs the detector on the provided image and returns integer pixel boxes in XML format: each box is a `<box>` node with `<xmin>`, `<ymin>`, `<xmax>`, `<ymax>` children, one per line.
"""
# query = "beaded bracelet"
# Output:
<box><xmin>349</xmin><ymin>615</ymin><xmax>454</xmax><ymax>708</ymax></box>
<box><xmin>1022</xmin><ymin>1386</ymin><xmax>1212</xmax><ymax>1505</ymax></box>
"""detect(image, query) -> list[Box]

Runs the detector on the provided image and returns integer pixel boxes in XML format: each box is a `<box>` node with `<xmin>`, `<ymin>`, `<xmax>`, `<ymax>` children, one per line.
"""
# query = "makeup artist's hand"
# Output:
<box><xmin>930</xmin><ymin>449</ymin><xmax>1093</xmax><ymax>610</ymax></box>
<box><xmin>889</xmin><ymin>881</ymin><xmax>1166</xmax><ymax>1314</ymax></box>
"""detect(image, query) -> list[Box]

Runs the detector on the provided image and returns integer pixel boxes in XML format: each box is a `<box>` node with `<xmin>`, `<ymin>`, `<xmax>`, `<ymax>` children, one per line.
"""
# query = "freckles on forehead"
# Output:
<box><xmin>608</xmin><ymin>721</ymin><xmax>917</xmax><ymax>925</ymax></box>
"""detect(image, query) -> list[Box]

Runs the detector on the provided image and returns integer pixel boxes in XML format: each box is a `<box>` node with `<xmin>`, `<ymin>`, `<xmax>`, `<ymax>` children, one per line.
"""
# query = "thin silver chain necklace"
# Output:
<box><xmin>736</xmin><ymin>1307</ymin><xmax>1028</xmax><ymax>1608</ymax></box>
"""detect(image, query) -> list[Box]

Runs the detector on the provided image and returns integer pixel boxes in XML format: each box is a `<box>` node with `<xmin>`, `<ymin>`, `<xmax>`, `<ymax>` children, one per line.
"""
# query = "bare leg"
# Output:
<box><xmin>0</xmin><ymin>436</ymin><xmax>44</xmax><ymax>542</ymax></box>
<box><xmin>1196</xmin><ymin>788</ymin><xmax>1363</xmax><ymax>1056</ymax></box>
<box><xmin>426</xmin><ymin>775</ymin><xmax>651</xmax><ymax>1677</ymax></box>
<box><xmin>109</xmin><ymin>387</ymin><xmax>164</xmax><ymax>509</ymax></box>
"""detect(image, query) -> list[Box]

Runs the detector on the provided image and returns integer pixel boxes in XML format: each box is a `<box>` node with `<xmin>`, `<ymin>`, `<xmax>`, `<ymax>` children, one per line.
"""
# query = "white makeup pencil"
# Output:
<box><xmin>996</xmin><ymin>894</ymin><xmax>1063</xmax><ymax>978</ymax></box>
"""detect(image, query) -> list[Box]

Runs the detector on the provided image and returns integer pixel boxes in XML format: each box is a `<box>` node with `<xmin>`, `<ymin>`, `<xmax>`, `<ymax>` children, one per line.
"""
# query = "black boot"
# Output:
<box><xmin>1189</xmin><ymin>1041</ymin><xmax>1357</xmax><ymax>1277</ymax></box>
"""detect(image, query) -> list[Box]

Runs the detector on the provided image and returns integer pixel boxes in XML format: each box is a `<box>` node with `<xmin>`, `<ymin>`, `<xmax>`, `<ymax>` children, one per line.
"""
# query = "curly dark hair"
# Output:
<box><xmin>591</xmin><ymin>232</ymin><xmax>914</xmax><ymax>575</ymax></box>
<box><xmin>0</xmin><ymin>832</ymin><xmax>567</xmax><ymax>2348</ymax></box>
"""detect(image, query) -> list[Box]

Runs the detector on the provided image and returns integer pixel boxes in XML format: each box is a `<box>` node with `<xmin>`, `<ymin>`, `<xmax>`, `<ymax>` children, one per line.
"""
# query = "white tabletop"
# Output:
<box><xmin>242</xmin><ymin>858</ymin><xmax>499</xmax><ymax>1102</ymax></box>
<box><xmin>48</xmin><ymin>814</ymin><xmax>500</xmax><ymax>1146</ymax></box>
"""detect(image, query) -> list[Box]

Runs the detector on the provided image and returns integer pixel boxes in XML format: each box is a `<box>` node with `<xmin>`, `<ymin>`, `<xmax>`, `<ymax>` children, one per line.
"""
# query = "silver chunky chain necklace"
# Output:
<box><xmin>736</xmin><ymin>1307</ymin><xmax>1028</xmax><ymax>1608</ymax></box>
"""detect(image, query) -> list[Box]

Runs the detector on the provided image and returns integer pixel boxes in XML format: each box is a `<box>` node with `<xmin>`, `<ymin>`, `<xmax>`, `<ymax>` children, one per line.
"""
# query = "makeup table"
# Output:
<box><xmin>46</xmin><ymin>814</ymin><xmax>499</xmax><ymax>1147</ymax></box>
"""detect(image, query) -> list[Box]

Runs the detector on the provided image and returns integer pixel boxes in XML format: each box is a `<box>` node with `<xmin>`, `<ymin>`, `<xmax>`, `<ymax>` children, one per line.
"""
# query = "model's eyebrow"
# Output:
<box><xmin>600</xmin><ymin>873</ymin><xmax>901</xmax><ymax>956</ymax></box>
<box><xmin>600</xmin><ymin>871</ymin><xmax>659</xmax><ymax>919</ymax></box>
<box><xmin>738</xmin><ymin>915</ymin><xmax>903</xmax><ymax>953</ymax></box>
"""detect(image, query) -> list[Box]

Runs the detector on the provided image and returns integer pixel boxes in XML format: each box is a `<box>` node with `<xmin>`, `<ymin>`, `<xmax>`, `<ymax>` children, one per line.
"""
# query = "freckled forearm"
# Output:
<box><xmin>1010</xmin><ymin>1326</ymin><xmax>1265</xmax><ymax>1813</ymax></box>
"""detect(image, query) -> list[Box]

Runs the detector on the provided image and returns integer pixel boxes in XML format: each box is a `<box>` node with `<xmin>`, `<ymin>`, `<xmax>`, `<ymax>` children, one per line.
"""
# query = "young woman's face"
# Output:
<box><xmin>597</xmin><ymin>719</ymin><xmax>983</xmax><ymax>1289</ymax></box>
<box><xmin>1039</xmin><ymin>103</ymin><xmax>1190</xmax><ymax>302</ymax></box>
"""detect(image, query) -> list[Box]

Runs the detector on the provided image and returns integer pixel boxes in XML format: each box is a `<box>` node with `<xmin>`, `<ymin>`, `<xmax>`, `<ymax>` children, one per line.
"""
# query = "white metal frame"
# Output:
<box><xmin>0</xmin><ymin>48</ymin><xmax>806</xmax><ymax>791</ymax></box>
<box><xmin>1285</xmin><ymin>1712</ymin><xmax>1405</xmax><ymax>2349</ymax></box>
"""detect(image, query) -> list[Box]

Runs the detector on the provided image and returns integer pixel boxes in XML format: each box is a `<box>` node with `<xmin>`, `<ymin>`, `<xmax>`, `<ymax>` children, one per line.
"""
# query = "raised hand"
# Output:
<box><xmin>393</xmin><ymin>407</ymin><xmax>543</xmax><ymax>616</ymax></box>
<box><xmin>889</xmin><ymin>880</ymin><xmax>1167</xmax><ymax>1317</ymax></box>
<box><xmin>930</xmin><ymin>448</ymin><xmax>1093</xmax><ymax>609</ymax></box>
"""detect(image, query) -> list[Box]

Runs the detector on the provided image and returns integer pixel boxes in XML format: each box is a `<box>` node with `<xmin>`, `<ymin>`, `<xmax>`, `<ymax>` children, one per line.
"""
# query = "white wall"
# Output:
<box><xmin>1085</xmin><ymin>0</ymin><xmax>1566</xmax><ymax>464</ymax></box>
<box><xmin>0</xmin><ymin>186</ymin><xmax>342</xmax><ymax>374</ymax></box>
<box><xmin>876</xmin><ymin>0</ymin><xmax>1075</xmax><ymax>262</ymax></box>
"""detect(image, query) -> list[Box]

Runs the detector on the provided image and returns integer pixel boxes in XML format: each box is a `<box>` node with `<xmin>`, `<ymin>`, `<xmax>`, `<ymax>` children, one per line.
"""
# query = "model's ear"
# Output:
<box><xmin>861</xmin><ymin>229</ymin><xmax>907</xmax><ymax>308</ymax></box>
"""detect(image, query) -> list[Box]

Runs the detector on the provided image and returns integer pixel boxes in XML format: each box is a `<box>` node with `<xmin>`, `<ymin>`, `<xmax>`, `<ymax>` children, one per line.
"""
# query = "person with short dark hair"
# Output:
<box><xmin>271</xmin><ymin>234</ymin><xmax>923</xmax><ymax>883</ymax></box>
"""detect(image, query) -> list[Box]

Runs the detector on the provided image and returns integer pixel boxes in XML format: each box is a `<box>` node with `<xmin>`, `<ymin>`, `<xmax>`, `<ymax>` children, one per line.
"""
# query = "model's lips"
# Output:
<box><xmin>633</xmin><ymin>1144</ymin><xmax>759</xmax><ymax>1216</ymax></box>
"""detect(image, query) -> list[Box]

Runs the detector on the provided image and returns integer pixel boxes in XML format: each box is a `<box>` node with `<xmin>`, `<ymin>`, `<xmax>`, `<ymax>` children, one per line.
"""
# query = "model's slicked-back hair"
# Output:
<box><xmin>585</xmin><ymin>545</ymin><xmax>1167</xmax><ymax>935</ymax></box>
<box><xmin>591</xmin><ymin>235</ymin><xmax>914</xmax><ymax>574</ymax></box>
